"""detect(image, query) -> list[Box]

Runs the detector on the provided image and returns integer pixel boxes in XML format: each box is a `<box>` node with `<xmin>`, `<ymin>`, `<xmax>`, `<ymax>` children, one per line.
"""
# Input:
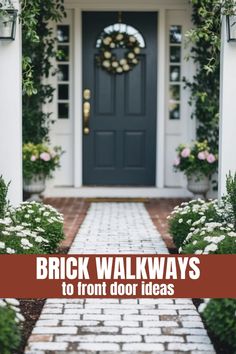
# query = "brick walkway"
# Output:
<box><xmin>26</xmin><ymin>203</ymin><xmax>214</xmax><ymax>354</ymax></box>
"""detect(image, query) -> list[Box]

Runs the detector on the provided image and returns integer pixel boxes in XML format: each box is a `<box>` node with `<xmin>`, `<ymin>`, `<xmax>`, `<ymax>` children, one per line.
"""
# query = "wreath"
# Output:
<box><xmin>96</xmin><ymin>31</ymin><xmax>141</xmax><ymax>74</ymax></box>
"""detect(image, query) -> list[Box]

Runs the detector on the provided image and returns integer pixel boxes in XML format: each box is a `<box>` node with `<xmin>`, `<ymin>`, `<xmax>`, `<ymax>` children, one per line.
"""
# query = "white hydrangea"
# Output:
<box><xmin>204</xmin><ymin>235</ymin><xmax>225</xmax><ymax>244</ymax></box>
<box><xmin>5</xmin><ymin>298</ymin><xmax>20</xmax><ymax>307</ymax></box>
<box><xmin>0</xmin><ymin>299</ymin><xmax>25</xmax><ymax>323</ymax></box>
<box><xmin>204</xmin><ymin>243</ymin><xmax>218</xmax><ymax>254</ymax></box>
<box><xmin>198</xmin><ymin>302</ymin><xmax>207</xmax><ymax>313</ymax></box>
<box><xmin>6</xmin><ymin>248</ymin><xmax>15</xmax><ymax>254</ymax></box>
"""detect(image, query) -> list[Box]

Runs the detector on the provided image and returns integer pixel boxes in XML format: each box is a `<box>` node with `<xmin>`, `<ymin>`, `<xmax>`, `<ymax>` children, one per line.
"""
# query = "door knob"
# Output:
<box><xmin>83</xmin><ymin>89</ymin><xmax>91</xmax><ymax>100</ymax></box>
<box><xmin>83</xmin><ymin>101</ymin><xmax>90</xmax><ymax>134</ymax></box>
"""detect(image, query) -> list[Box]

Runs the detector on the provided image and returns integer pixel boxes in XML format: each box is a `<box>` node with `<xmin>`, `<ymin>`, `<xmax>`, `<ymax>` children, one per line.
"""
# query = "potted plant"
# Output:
<box><xmin>23</xmin><ymin>143</ymin><xmax>62</xmax><ymax>201</ymax></box>
<box><xmin>174</xmin><ymin>141</ymin><xmax>217</xmax><ymax>199</ymax></box>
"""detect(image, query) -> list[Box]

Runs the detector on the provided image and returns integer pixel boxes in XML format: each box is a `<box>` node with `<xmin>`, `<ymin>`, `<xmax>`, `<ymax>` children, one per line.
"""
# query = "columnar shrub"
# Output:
<box><xmin>226</xmin><ymin>172</ymin><xmax>236</xmax><ymax>229</ymax></box>
<box><xmin>0</xmin><ymin>176</ymin><xmax>9</xmax><ymax>219</ymax></box>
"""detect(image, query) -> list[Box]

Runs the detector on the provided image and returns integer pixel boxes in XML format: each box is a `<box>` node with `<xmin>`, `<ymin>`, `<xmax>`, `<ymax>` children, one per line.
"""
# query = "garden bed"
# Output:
<box><xmin>17</xmin><ymin>299</ymin><xmax>46</xmax><ymax>354</ymax></box>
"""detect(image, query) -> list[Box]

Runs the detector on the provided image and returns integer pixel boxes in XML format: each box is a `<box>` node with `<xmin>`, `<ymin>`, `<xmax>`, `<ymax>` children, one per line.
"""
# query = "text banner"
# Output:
<box><xmin>0</xmin><ymin>255</ymin><xmax>235</xmax><ymax>298</ymax></box>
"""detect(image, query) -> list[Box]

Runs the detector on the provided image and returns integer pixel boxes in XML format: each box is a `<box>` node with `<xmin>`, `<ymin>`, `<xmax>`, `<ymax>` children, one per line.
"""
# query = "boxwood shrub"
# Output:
<box><xmin>0</xmin><ymin>299</ymin><xmax>24</xmax><ymax>354</ymax></box>
<box><xmin>200</xmin><ymin>299</ymin><xmax>236</xmax><ymax>353</ymax></box>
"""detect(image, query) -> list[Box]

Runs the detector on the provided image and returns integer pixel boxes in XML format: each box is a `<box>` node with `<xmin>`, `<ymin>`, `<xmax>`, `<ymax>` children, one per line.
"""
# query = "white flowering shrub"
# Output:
<box><xmin>9</xmin><ymin>201</ymin><xmax>64</xmax><ymax>253</ymax></box>
<box><xmin>167</xmin><ymin>199</ymin><xmax>221</xmax><ymax>248</ymax></box>
<box><xmin>179</xmin><ymin>222</ymin><xmax>236</xmax><ymax>254</ymax></box>
<box><xmin>199</xmin><ymin>299</ymin><xmax>236</xmax><ymax>352</ymax></box>
<box><xmin>0</xmin><ymin>218</ymin><xmax>47</xmax><ymax>254</ymax></box>
<box><xmin>0</xmin><ymin>298</ymin><xmax>24</xmax><ymax>354</ymax></box>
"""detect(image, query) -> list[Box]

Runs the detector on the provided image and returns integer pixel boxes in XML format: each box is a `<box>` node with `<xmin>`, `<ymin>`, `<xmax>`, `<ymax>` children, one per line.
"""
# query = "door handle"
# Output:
<box><xmin>83</xmin><ymin>101</ymin><xmax>90</xmax><ymax>135</ymax></box>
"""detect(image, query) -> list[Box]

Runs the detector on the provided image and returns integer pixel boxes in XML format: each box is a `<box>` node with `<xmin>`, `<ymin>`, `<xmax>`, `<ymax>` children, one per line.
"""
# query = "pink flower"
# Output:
<box><xmin>30</xmin><ymin>155</ymin><xmax>37</xmax><ymax>162</ymax></box>
<box><xmin>181</xmin><ymin>148</ymin><xmax>191</xmax><ymax>158</ymax></box>
<box><xmin>207</xmin><ymin>153</ymin><xmax>216</xmax><ymax>164</ymax></box>
<box><xmin>198</xmin><ymin>151</ymin><xmax>206</xmax><ymax>160</ymax></box>
<box><xmin>40</xmin><ymin>152</ymin><xmax>51</xmax><ymax>162</ymax></box>
<box><xmin>174</xmin><ymin>157</ymin><xmax>180</xmax><ymax>166</ymax></box>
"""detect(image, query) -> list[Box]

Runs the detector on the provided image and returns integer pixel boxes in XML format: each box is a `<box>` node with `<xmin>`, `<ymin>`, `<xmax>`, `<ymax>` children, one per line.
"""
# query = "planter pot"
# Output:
<box><xmin>187</xmin><ymin>174</ymin><xmax>210</xmax><ymax>200</ymax></box>
<box><xmin>23</xmin><ymin>175</ymin><xmax>46</xmax><ymax>201</ymax></box>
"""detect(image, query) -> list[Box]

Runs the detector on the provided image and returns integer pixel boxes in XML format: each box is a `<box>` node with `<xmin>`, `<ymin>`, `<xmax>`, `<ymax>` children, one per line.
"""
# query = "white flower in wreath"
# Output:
<box><xmin>110</xmin><ymin>42</ymin><xmax>115</xmax><ymax>48</ymax></box>
<box><xmin>129</xmin><ymin>36</ymin><xmax>136</xmax><ymax>43</ymax></box>
<box><xmin>123</xmin><ymin>64</ymin><xmax>130</xmax><ymax>71</ymax></box>
<box><xmin>116</xmin><ymin>33</ymin><xmax>123</xmax><ymax>41</ymax></box>
<box><xmin>132</xmin><ymin>58</ymin><xmax>138</xmax><ymax>64</ymax></box>
<box><xmin>120</xmin><ymin>58</ymin><xmax>127</xmax><ymax>65</ymax></box>
<box><xmin>128</xmin><ymin>52</ymin><xmax>135</xmax><ymax>59</ymax></box>
<box><xmin>104</xmin><ymin>51</ymin><xmax>112</xmax><ymax>59</ymax></box>
<box><xmin>116</xmin><ymin>67</ymin><xmax>123</xmax><ymax>73</ymax></box>
<box><xmin>134</xmin><ymin>47</ymin><xmax>140</xmax><ymax>54</ymax></box>
<box><xmin>112</xmin><ymin>61</ymin><xmax>119</xmax><ymax>68</ymax></box>
<box><xmin>103</xmin><ymin>36</ymin><xmax>112</xmax><ymax>45</ymax></box>
<box><xmin>102</xmin><ymin>60</ymin><xmax>111</xmax><ymax>68</ymax></box>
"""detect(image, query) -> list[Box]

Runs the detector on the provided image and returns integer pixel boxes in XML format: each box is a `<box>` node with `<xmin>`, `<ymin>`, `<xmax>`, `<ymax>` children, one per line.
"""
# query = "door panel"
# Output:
<box><xmin>94</xmin><ymin>131</ymin><xmax>116</xmax><ymax>168</ymax></box>
<box><xmin>83</xmin><ymin>12</ymin><xmax>157</xmax><ymax>186</ymax></box>
<box><xmin>124</xmin><ymin>131</ymin><xmax>145</xmax><ymax>168</ymax></box>
<box><xmin>124</xmin><ymin>58</ymin><xmax>145</xmax><ymax>116</ymax></box>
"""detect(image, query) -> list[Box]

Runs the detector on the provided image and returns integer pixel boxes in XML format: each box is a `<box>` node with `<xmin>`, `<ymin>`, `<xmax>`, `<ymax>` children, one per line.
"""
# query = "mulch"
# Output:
<box><xmin>16</xmin><ymin>299</ymin><xmax>46</xmax><ymax>354</ymax></box>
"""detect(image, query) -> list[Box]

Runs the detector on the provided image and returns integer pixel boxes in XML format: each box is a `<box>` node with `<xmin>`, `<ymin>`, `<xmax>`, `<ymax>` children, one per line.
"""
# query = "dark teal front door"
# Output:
<box><xmin>83</xmin><ymin>12</ymin><xmax>157</xmax><ymax>185</ymax></box>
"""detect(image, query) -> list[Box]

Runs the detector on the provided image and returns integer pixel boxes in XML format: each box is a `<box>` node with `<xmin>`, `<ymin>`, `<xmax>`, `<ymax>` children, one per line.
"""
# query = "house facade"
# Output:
<box><xmin>0</xmin><ymin>0</ymin><xmax>235</xmax><ymax>204</ymax></box>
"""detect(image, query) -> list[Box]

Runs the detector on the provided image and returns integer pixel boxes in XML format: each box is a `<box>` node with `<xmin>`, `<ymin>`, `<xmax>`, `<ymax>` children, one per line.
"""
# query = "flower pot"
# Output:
<box><xmin>187</xmin><ymin>174</ymin><xmax>210</xmax><ymax>200</ymax></box>
<box><xmin>23</xmin><ymin>174</ymin><xmax>46</xmax><ymax>201</ymax></box>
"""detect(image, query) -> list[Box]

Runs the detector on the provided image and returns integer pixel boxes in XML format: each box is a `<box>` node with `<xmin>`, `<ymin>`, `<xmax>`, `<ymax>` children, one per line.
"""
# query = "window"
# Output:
<box><xmin>168</xmin><ymin>25</ymin><xmax>182</xmax><ymax>120</ymax></box>
<box><xmin>56</xmin><ymin>25</ymin><xmax>71</xmax><ymax>119</ymax></box>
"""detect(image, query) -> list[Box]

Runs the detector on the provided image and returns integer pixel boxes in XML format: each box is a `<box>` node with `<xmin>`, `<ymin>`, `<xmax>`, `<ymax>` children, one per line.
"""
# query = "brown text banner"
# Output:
<box><xmin>0</xmin><ymin>255</ymin><xmax>235</xmax><ymax>298</ymax></box>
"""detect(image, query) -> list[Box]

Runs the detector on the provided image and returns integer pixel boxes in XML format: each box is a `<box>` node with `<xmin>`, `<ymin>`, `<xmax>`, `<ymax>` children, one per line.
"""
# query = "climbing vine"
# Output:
<box><xmin>21</xmin><ymin>0</ymin><xmax>66</xmax><ymax>143</ymax></box>
<box><xmin>185</xmin><ymin>0</ymin><xmax>235</xmax><ymax>152</ymax></box>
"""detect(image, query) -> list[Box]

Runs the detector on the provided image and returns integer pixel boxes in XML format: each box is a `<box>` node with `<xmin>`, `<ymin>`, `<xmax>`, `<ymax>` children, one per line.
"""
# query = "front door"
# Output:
<box><xmin>82</xmin><ymin>12</ymin><xmax>157</xmax><ymax>185</ymax></box>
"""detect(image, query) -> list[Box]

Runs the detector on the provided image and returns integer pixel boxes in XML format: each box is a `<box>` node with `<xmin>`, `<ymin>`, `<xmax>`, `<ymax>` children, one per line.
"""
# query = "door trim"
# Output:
<box><xmin>71</xmin><ymin>1</ymin><xmax>191</xmax><ymax>188</ymax></box>
<box><xmin>74</xmin><ymin>8</ymin><xmax>163</xmax><ymax>188</ymax></box>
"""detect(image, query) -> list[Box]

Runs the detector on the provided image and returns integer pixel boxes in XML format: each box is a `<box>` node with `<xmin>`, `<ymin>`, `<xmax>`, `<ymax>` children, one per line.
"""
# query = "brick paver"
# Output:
<box><xmin>26</xmin><ymin>203</ymin><xmax>214</xmax><ymax>353</ymax></box>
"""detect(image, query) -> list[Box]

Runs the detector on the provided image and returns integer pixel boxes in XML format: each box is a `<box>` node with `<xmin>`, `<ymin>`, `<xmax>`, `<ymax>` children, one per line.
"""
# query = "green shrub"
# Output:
<box><xmin>226</xmin><ymin>172</ymin><xmax>236</xmax><ymax>229</ymax></box>
<box><xmin>200</xmin><ymin>299</ymin><xmax>236</xmax><ymax>352</ymax></box>
<box><xmin>0</xmin><ymin>218</ymin><xmax>47</xmax><ymax>254</ymax></box>
<box><xmin>0</xmin><ymin>299</ymin><xmax>24</xmax><ymax>354</ymax></box>
<box><xmin>180</xmin><ymin>222</ymin><xmax>236</xmax><ymax>254</ymax></box>
<box><xmin>167</xmin><ymin>199</ymin><xmax>220</xmax><ymax>248</ymax></box>
<box><xmin>0</xmin><ymin>176</ymin><xmax>10</xmax><ymax>219</ymax></box>
<box><xmin>10</xmin><ymin>201</ymin><xmax>64</xmax><ymax>253</ymax></box>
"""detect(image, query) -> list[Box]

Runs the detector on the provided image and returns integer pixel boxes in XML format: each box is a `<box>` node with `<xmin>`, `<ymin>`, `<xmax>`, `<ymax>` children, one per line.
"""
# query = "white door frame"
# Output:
<box><xmin>68</xmin><ymin>0</ymin><xmax>191</xmax><ymax>189</ymax></box>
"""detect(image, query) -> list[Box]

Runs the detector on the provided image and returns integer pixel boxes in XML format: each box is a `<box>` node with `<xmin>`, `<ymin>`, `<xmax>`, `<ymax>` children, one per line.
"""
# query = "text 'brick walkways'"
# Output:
<box><xmin>26</xmin><ymin>203</ymin><xmax>215</xmax><ymax>354</ymax></box>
